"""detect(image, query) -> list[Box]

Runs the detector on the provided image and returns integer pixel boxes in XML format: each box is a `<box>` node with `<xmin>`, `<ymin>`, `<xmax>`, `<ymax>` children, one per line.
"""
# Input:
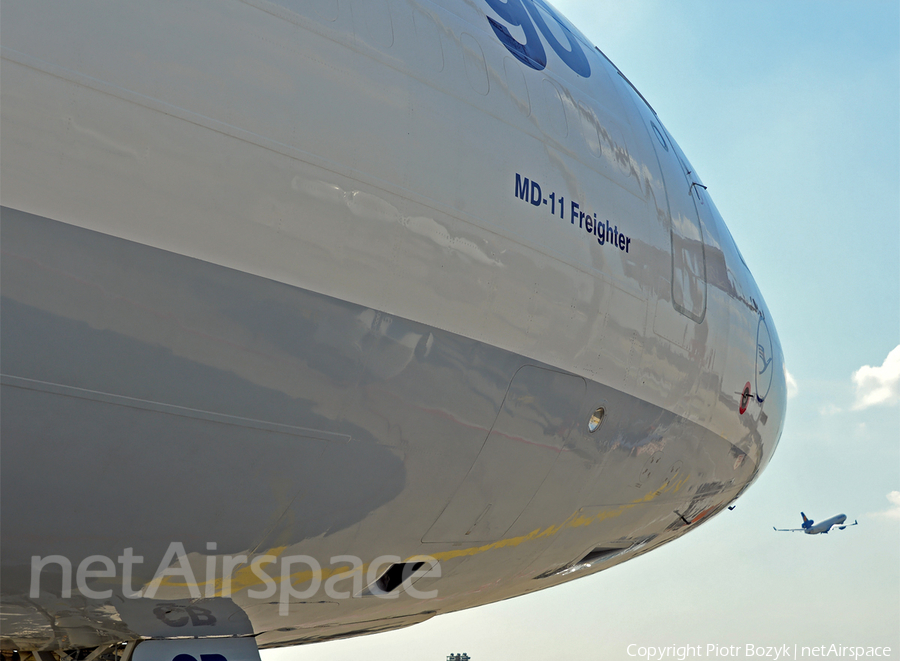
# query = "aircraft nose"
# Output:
<box><xmin>754</xmin><ymin>312</ymin><xmax>787</xmax><ymax>471</ymax></box>
<box><xmin>755</xmin><ymin>314</ymin><xmax>776</xmax><ymax>405</ymax></box>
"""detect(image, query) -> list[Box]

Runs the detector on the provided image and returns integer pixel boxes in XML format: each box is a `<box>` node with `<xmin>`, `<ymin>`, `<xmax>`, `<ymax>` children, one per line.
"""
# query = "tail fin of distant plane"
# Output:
<box><xmin>800</xmin><ymin>512</ymin><xmax>813</xmax><ymax>529</ymax></box>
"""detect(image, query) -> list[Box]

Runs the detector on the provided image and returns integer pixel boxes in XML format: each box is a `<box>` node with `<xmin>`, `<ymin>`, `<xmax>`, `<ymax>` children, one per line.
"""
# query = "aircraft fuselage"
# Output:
<box><xmin>0</xmin><ymin>0</ymin><xmax>786</xmax><ymax>652</ymax></box>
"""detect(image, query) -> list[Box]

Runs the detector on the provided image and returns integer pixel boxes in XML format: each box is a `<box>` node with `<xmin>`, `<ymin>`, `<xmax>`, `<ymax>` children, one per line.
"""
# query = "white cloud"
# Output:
<box><xmin>819</xmin><ymin>403</ymin><xmax>842</xmax><ymax>416</ymax></box>
<box><xmin>869</xmin><ymin>491</ymin><xmax>900</xmax><ymax>520</ymax></box>
<box><xmin>784</xmin><ymin>366</ymin><xmax>798</xmax><ymax>399</ymax></box>
<box><xmin>851</xmin><ymin>345</ymin><xmax>900</xmax><ymax>409</ymax></box>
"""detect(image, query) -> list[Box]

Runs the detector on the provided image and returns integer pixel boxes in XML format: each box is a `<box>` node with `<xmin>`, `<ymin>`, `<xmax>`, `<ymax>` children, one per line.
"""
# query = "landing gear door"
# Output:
<box><xmin>132</xmin><ymin>637</ymin><xmax>261</xmax><ymax>661</ymax></box>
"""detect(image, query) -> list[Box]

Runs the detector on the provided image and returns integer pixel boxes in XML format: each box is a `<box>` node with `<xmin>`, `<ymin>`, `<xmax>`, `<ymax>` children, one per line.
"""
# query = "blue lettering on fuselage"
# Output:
<box><xmin>485</xmin><ymin>0</ymin><xmax>590</xmax><ymax>77</ymax></box>
<box><xmin>513</xmin><ymin>173</ymin><xmax>631</xmax><ymax>253</ymax></box>
<box><xmin>515</xmin><ymin>173</ymin><xmax>530</xmax><ymax>200</ymax></box>
<box><xmin>515</xmin><ymin>173</ymin><xmax>544</xmax><ymax>208</ymax></box>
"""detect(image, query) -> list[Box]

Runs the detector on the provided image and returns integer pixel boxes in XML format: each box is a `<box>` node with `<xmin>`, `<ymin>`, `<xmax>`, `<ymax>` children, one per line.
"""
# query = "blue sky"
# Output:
<box><xmin>266</xmin><ymin>2</ymin><xmax>899</xmax><ymax>658</ymax></box>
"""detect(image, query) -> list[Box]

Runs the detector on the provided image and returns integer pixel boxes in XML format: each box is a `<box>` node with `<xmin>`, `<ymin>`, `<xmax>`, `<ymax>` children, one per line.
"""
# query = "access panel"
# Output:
<box><xmin>423</xmin><ymin>366</ymin><xmax>585</xmax><ymax>543</ymax></box>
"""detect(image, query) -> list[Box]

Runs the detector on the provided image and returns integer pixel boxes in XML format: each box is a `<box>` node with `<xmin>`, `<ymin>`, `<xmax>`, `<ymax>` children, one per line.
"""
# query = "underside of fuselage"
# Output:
<box><xmin>2</xmin><ymin>206</ymin><xmax>759</xmax><ymax>651</ymax></box>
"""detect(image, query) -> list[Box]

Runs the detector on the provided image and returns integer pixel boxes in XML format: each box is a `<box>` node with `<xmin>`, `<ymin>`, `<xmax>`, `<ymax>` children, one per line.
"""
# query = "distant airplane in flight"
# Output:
<box><xmin>774</xmin><ymin>512</ymin><xmax>858</xmax><ymax>534</ymax></box>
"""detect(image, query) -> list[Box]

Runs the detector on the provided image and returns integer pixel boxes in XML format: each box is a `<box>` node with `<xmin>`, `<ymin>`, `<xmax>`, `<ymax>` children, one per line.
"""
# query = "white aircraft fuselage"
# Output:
<box><xmin>0</xmin><ymin>0</ymin><xmax>786</xmax><ymax>654</ymax></box>
<box><xmin>807</xmin><ymin>515</ymin><xmax>848</xmax><ymax>534</ymax></box>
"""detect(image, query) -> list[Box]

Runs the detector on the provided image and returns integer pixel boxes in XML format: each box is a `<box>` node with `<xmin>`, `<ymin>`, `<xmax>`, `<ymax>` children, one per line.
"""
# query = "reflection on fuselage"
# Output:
<box><xmin>0</xmin><ymin>0</ymin><xmax>785</xmax><ymax>653</ymax></box>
